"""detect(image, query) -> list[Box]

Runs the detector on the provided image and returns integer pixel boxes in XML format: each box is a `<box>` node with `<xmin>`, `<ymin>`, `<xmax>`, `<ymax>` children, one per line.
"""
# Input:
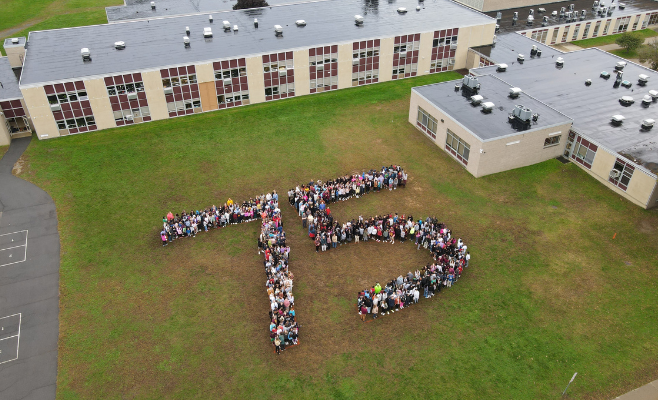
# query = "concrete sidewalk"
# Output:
<box><xmin>614</xmin><ymin>379</ymin><xmax>658</xmax><ymax>400</ymax></box>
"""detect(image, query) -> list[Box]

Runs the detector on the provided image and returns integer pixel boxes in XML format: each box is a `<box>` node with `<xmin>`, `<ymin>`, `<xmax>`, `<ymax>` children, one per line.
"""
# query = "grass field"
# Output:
<box><xmin>0</xmin><ymin>0</ymin><xmax>120</xmax><ymax>55</ymax></box>
<box><xmin>0</xmin><ymin>144</ymin><xmax>8</xmax><ymax>160</ymax></box>
<box><xmin>571</xmin><ymin>29</ymin><xmax>658</xmax><ymax>48</ymax></box>
<box><xmin>18</xmin><ymin>72</ymin><xmax>658</xmax><ymax>399</ymax></box>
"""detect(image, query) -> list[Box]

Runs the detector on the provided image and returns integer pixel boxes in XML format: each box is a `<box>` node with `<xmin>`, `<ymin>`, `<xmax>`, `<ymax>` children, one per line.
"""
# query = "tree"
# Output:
<box><xmin>615</xmin><ymin>32</ymin><xmax>643</xmax><ymax>53</ymax></box>
<box><xmin>233</xmin><ymin>0</ymin><xmax>269</xmax><ymax>10</ymax></box>
<box><xmin>638</xmin><ymin>38</ymin><xmax>658</xmax><ymax>70</ymax></box>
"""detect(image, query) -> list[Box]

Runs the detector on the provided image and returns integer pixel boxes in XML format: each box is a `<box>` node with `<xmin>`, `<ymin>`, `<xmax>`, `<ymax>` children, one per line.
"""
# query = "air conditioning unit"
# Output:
<box><xmin>556</xmin><ymin>57</ymin><xmax>564</xmax><ymax>67</ymax></box>
<box><xmin>650</xmin><ymin>90</ymin><xmax>658</xmax><ymax>100</ymax></box>
<box><xmin>223</xmin><ymin>78</ymin><xmax>232</xmax><ymax>85</ymax></box>
<box><xmin>50</xmin><ymin>104</ymin><xmax>61</xmax><ymax>111</ymax></box>
<box><xmin>610</xmin><ymin>169</ymin><xmax>621</xmax><ymax>179</ymax></box>
<box><xmin>127</xmin><ymin>93</ymin><xmax>138</xmax><ymax>100</ymax></box>
<box><xmin>481</xmin><ymin>102</ymin><xmax>495</xmax><ymax>113</ymax></box>
<box><xmin>279</xmin><ymin>69</ymin><xmax>286</xmax><ymax>76</ymax></box>
<box><xmin>355</xmin><ymin>15</ymin><xmax>364</xmax><ymax>24</ymax></box>
<box><xmin>203</xmin><ymin>27</ymin><xmax>213</xmax><ymax>38</ymax></box>
<box><xmin>497</xmin><ymin>63</ymin><xmax>508</xmax><ymax>72</ymax></box>
<box><xmin>295</xmin><ymin>20</ymin><xmax>306</xmax><ymax>26</ymax></box>
<box><xmin>114</xmin><ymin>41</ymin><xmax>125</xmax><ymax>50</ymax></box>
<box><xmin>615</xmin><ymin>61</ymin><xmax>626</xmax><ymax>70</ymax></box>
<box><xmin>274</xmin><ymin>25</ymin><xmax>283</xmax><ymax>35</ymax></box>
<box><xmin>209</xmin><ymin>15</ymin><xmax>214</xmax><ymax>23</ymax></box>
<box><xmin>223</xmin><ymin>21</ymin><xmax>231</xmax><ymax>30</ymax></box>
<box><xmin>470</xmin><ymin>95</ymin><xmax>483</xmax><ymax>105</ymax></box>
<box><xmin>11</xmin><ymin>38</ymin><xmax>19</xmax><ymax>44</ymax></box>
<box><xmin>185</xmin><ymin>26</ymin><xmax>190</xmax><ymax>35</ymax></box>
<box><xmin>611</xmin><ymin>114</ymin><xmax>625</xmax><ymax>126</ymax></box>
<box><xmin>399</xmin><ymin>51</ymin><xmax>407</xmax><ymax>58</ymax></box>
<box><xmin>164</xmin><ymin>87</ymin><xmax>173</xmax><ymax>94</ymax></box>
<box><xmin>642</xmin><ymin>95</ymin><xmax>652</xmax><ymax>105</ymax></box>
<box><xmin>509</xmin><ymin>87</ymin><xmax>522</xmax><ymax>98</ymax></box>
<box><xmin>81</xmin><ymin>48</ymin><xmax>91</xmax><ymax>61</ymax></box>
<box><xmin>233</xmin><ymin>25</ymin><xmax>238</xmax><ymax>31</ymax></box>
<box><xmin>183</xmin><ymin>36</ymin><xmax>190</xmax><ymax>47</ymax></box>
<box><xmin>641</xmin><ymin>118</ymin><xmax>655</xmax><ymax>130</ymax></box>
<box><xmin>600</xmin><ymin>71</ymin><xmax>610</xmax><ymax>79</ymax></box>
<box><xmin>638</xmin><ymin>74</ymin><xmax>649</xmax><ymax>86</ymax></box>
<box><xmin>619</xmin><ymin>95</ymin><xmax>634</xmax><ymax>105</ymax></box>
<box><xmin>151</xmin><ymin>1</ymin><xmax>156</xmax><ymax>10</ymax></box>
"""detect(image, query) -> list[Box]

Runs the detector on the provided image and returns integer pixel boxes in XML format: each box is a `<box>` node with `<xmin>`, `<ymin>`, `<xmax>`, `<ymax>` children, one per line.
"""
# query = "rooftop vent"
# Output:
<box><xmin>495</xmin><ymin>24</ymin><xmax>500</xmax><ymax>32</ymax></box>
<box><xmin>114</xmin><ymin>41</ymin><xmax>125</xmax><ymax>50</ymax></box>
<box><xmin>509</xmin><ymin>87</ymin><xmax>522</xmax><ymax>98</ymax></box>
<box><xmin>642</xmin><ymin>95</ymin><xmax>652</xmax><ymax>106</ymax></box>
<box><xmin>296</xmin><ymin>20</ymin><xmax>306</xmax><ymax>26</ymax></box>
<box><xmin>397</xmin><ymin>7</ymin><xmax>407</xmax><ymax>14</ymax></box>
<box><xmin>203</xmin><ymin>27</ymin><xmax>213</xmax><ymax>38</ymax></box>
<box><xmin>355</xmin><ymin>15</ymin><xmax>364</xmax><ymax>25</ymax></box>
<box><xmin>551</xmin><ymin>10</ymin><xmax>557</xmax><ymax>16</ymax></box>
<box><xmin>556</xmin><ymin>57</ymin><xmax>564</xmax><ymax>67</ymax></box>
<box><xmin>638</xmin><ymin>74</ymin><xmax>649</xmax><ymax>86</ymax></box>
<box><xmin>585</xmin><ymin>79</ymin><xmax>592</xmax><ymax>86</ymax></box>
<box><xmin>151</xmin><ymin>1</ymin><xmax>156</xmax><ymax>10</ymax></box>
<box><xmin>649</xmin><ymin>90</ymin><xmax>658</xmax><ymax>100</ymax></box>
<box><xmin>233</xmin><ymin>25</ymin><xmax>238</xmax><ymax>31</ymax></box>
<box><xmin>513</xmin><ymin>11</ymin><xmax>518</xmax><ymax>20</ymax></box>
<box><xmin>183</xmin><ymin>36</ymin><xmax>190</xmax><ymax>47</ymax></box>
<box><xmin>416</xmin><ymin>6</ymin><xmax>421</xmax><ymax>11</ymax></box>
<box><xmin>185</xmin><ymin>26</ymin><xmax>190</xmax><ymax>35</ymax></box>
<box><xmin>274</xmin><ymin>25</ymin><xmax>283</xmax><ymax>36</ymax></box>
<box><xmin>11</xmin><ymin>38</ymin><xmax>19</xmax><ymax>44</ymax></box>
<box><xmin>470</xmin><ymin>95</ymin><xmax>483</xmax><ymax>105</ymax></box>
<box><xmin>254</xmin><ymin>18</ymin><xmax>258</xmax><ymax>28</ymax></box>
<box><xmin>618</xmin><ymin>3</ymin><xmax>626</xmax><ymax>9</ymax></box>
<box><xmin>600</xmin><ymin>71</ymin><xmax>610</xmax><ymax>79</ymax></box>
<box><xmin>641</xmin><ymin>118</ymin><xmax>654</xmax><ymax>130</ymax></box>
<box><xmin>611</xmin><ymin>114</ymin><xmax>625</xmax><ymax>126</ymax></box>
<box><xmin>527</xmin><ymin>15</ymin><xmax>534</xmax><ymax>23</ymax></box>
<box><xmin>81</xmin><ymin>47</ymin><xmax>91</xmax><ymax>61</ymax></box>
<box><xmin>530</xmin><ymin>45</ymin><xmax>538</xmax><ymax>56</ymax></box>
<box><xmin>615</xmin><ymin>61</ymin><xmax>626</xmax><ymax>70</ymax></box>
<box><xmin>497</xmin><ymin>63</ymin><xmax>508</xmax><ymax>72</ymax></box>
<box><xmin>223</xmin><ymin>21</ymin><xmax>230</xmax><ymax>30</ymax></box>
<box><xmin>517</xmin><ymin>54</ymin><xmax>525</xmax><ymax>62</ymax></box>
<box><xmin>538</xmin><ymin>7</ymin><xmax>546</xmax><ymax>12</ymax></box>
<box><xmin>209</xmin><ymin>15</ymin><xmax>214</xmax><ymax>23</ymax></box>
<box><xmin>481</xmin><ymin>102</ymin><xmax>495</xmax><ymax>113</ymax></box>
<box><xmin>619</xmin><ymin>95</ymin><xmax>634</xmax><ymax>106</ymax></box>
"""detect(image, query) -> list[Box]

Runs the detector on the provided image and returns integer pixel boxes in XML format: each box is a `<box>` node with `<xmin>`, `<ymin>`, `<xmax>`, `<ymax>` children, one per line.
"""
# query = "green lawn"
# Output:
<box><xmin>571</xmin><ymin>29</ymin><xmax>658</xmax><ymax>48</ymax></box>
<box><xmin>1</xmin><ymin>0</ymin><xmax>120</xmax><ymax>55</ymax></box>
<box><xmin>19</xmin><ymin>72</ymin><xmax>658</xmax><ymax>399</ymax></box>
<box><xmin>610</xmin><ymin>47</ymin><xmax>641</xmax><ymax>59</ymax></box>
<box><xmin>0</xmin><ymin>144</ymin><xmax>8</xmax><ymax>160</ymax></box>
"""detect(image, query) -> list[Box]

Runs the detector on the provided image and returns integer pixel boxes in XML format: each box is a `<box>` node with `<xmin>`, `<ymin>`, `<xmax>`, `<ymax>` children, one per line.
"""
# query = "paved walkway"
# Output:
<box><xmin>0</xmin><ymin>136</ymin><xmax>59</xmax><ymax>400</ymax></box>
<box><xmin>614</xmin><ymin>379</ymin><xmax>658</xmax><ymax>400</ymax></box>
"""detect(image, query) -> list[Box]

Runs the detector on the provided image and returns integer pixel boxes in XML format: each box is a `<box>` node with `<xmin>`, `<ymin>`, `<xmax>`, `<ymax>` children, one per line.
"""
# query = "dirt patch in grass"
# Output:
<box><xmin>637</xmin><ymin>219</ymin><xmax>655</xmax><ymax>234</ymax></box>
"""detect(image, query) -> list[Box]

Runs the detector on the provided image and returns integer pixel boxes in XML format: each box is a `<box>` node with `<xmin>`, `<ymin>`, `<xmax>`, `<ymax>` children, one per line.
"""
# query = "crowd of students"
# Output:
<box><xmin>158</xmin><ymin>191</ymin><xmax>298</xmax><ymax>353</ymax></box>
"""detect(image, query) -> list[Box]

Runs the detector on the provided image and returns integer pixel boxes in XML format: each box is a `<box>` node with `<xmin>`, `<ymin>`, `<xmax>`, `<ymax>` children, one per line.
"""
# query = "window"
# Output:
<box><xmin>392</xmin><ymin>34</ymin><xmax>420</xmax><ymax>79</ymax></box>
<box><xmin>0</xmin><ymin>100</ymin><xmax>31</xmax><ymax>134</ymax></box>
<box><xmin>445</xmin><ymin>129</ymin><xmax>470</xmax><ymax>165</ymax></box>
<box><xmin>416</xmin><ymin>107</ymin><xmax>438</xmax><ymax>139</ymax></box>
<box><xmin>543</xmin><ymin>135</ymin><xmax>561</xmax><ymax>147</ymax></box>
<box><xmin>582</xmin><ymin>23</ymin><xmax>591</xmax><ymax>39</ymax></box>
<box><xmin>430</xmin><ymin>28</ymin><xmax>458</xmax><ymax>73</ymax></box>
<box><xmin>352</xmin><ymin>39</ymin><xmax>381</xmax><ymax>86</ymax></box>
<box><xmin>615</xmin><ymin>16</ymin><xmax>632</xmax><ymax>33</ymax></box>
<box><xmin>106</xmin><ymin>73</ymin><xmax>151</xmax><ymax>125</ymax></box>
<box><xmin>310</xmin><ymin>45</ymin><xmax>339</xmax><ymax>93</ymax></box>
<box><xmin>550</xmin><ymin>28</ymin><xmax>560</xmax><ymax>44</ymax></box>
<box><xmin>561</xmin><ymin>26</ymin><xmax>571</xmax><ymax>42</ymax></box>
<box><xmin>609</xmin><ymin>158</ymin><xmax>634</xmax><ymax>191</ymax></box>
<box><xmin>531</xmin><ymin>29</ymin><xmax>548</xmax><ymax>43</ymax></box>
<box><xmin>571</xmin><ymin>135</ymin><xmax>597</xmax><ymax>169</ymax></box>
<box><xmin>572</xmin><ymin>24</ymin><xmax>581</xmax><ymax>41</ymax></box>
<box><xmin>162</xmin><ymin>65</ymin><xmax>202</xmax><ymax>117</ymax></box>
<box><xmin>603</xmin><ymin>20</ymin><xmax>611</xmax><ymax>35</ymax></box>
<box><xmin>262</xmin><ymin>52</ymin><xmax>294</xmax><ymax>100</ymax></box>
<box><xmin>214</xmin><ymin>58</ymin><xmax>250</xmax><ymax>108</ymax></box>
<box><xmin>44</xmin><ymin>81</ymin><xmax>96</xmax><ymax>135</ymax></box>
<box><xmin>648</xmin><ymin>12</ymin><xmax>658</xmax><ymax>26</ymax></box>
<box><xmin>592</xmin><ymin>21</ymin><xmax>601</xmax><ymax>37</ymax></box>
<box><xmin>163</xmin><ymin>73</ymin><xmax>197</xmax><ymax>88</ymax></box>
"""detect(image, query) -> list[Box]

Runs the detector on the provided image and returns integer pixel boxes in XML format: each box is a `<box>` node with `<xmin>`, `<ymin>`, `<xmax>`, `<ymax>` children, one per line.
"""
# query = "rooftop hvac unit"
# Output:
<box><xmin>397</xmin><ymin>7</ymin><xmax>407</xmax><ymax>13</ymax></box>
<box><xmin>618</xmin><ymin>3</ymin><xmax>625</xmax><ymax>9</ymax></box>
<box><xmin>585</xmin><ymin>79</ymin><xmax>592</xmax><ymax>86</ymax></box>
<box><xmin>462</xmin><ymin>76</ymin><xmax>480</xmax><ymax>91</ymax></box>
<box><xmin>638</xmin><ymin>74</ymin><xmax>649</xmax><ymax>86</ymax></box>
<box><xmin>183</xmin><ymin>36</ymin><xmax>190</xmax><ymax>47</ymax></box>
<box><xmin>81</xmin><ymin>48</ymin><xmax>91</xmax><ymax>61</ymax></box>
<box><xmin>352</xmin><ymin>58</ymin><xmax>359</xmax><ymax>65</ymax></box>
<box><xmin>615</xmin><ymin>61</ymin><xmax>626</xmax><ymax>70</ymax></box>
<box><xmin>593</xmin><ymin>1</ymin><xmax>599</xmax><ymax>8</ymax></box>
<box><xmin>517</xmin><ymin>54</ymin><xmax>525</xmax><ymax>62</ymax></box>
<box><xmin>542</xmin><ymin>16</ymin><xmax>549</xmax><ymax>23</ymax></box>
<box><xmin>531</xmin><ymin>45</ymin><xmax>538</xmax><ymax>55</ymax></box>
<box><xmin>151</xmin><ymin>1</ymin><xmax>156</xmax><ymax>10</ymax></box>
<box><xmin>481</xmin><ymin>102</ymin><xmax>495</xmax><ymax>113</ymax></box>
<box><xmin>209</xmin><ymin>15</ymin><xmax>213</xmax><ymax>23</ymax></box>
<box><xmin>114</xmin><ymin>41</ymin><xmax>125</xmax><ymax>50</ymax></box>
<box><xmin>416</xmin><ymin>6</ymin><xmax>421</xmax><ymax>11</ymax></box>
<box><xmin>223</xmin><ymin>21</ymin><xmax>230</xmax><ymax>30</ymax></box>
<box><xmin>296</xmin><ymin>20</ymin><xmax>306</xmax><ymax>26</ymax></box>
<box><xmin>164</xmin><ymin>87</ymin><xmax>173</xmax><ymax>94</ymax></box>
<box><xmin>527</xmin><ymin>15</ymin><xmax>534</xmax><ymax>23</ymax></box>
<box><xmin>513</xmin><ymin>11</ymin><xmax>518</xmax><ymax>20</ymax></box>
<box><xmin>497</xmin><ymin>63</ymin><xmax>507</xmax><ymax>72</ymax></box>
<box><xmin>610</xmin><ymin>169</ymin><xmax>621</xmax><ymax>179</ymax></box>
<box><xmin>600</xmin><ymin>71</ymin><xmax>610</xmax><ymax>79</ymax></box>
<box><xmin>512</xmin><ymin>104</ymin><xmax>533</xmax><ymax>121</ymax></box>
<box><xmin>185</xmin><ymin>26</ymin><xmax>190</xmax><ymax>35</ymax></box>
<box><xmin>223</xmin><ymin>78</ymin><xmax>232</xmax><ymax>85</ymax></box>
<box><xmin>203</xmin><ymin>27</ymin><xmax>213</xmax><ymax>38</ymax></box>
<box><xmin>529</xmin><ymin>9</ymin><xmax>534</xmax><ymax>15</ymax></box>
<box><xmin>470</xmin><ymin>95</ymin><xmax>483</xmax><ymax>105</ymax></box>
<box><xmin>50</xmin><ymin>104</ymin><xmax>61</xmax><ymax>111</ymax></box>
<box><xmin>611</xmin><ymin>114</ymin><xmax>625</xmax><ymax>125</ymax></box>
<box><xmin>569</xmin><ymin>3</ymin><xmax>575</xmax><ymax>10</ymax></box>
<box><xmin>127</xmin><ymin>93</ymin><xmax>138</xmax><ymax>100</ymax></box>
<box><xmin>234</xmin><ymin>25</ymin><xmax>238</xmax><ymax>31</ymax></box>
<box><xmin>355</xmin><ymin>15</ymin><xmax>364</xmax><ymax>24</ymax></box>
<box><xmin>556</xmin><ymin>57</ymin><xmax>564</xmax><ymax>67</ymax></box>
<box><xmin>11</xmin><ymin>38</ymin><xmax>19</xmax><ymax>44</ymax></box>
<box><xmin>619</xmin><ymin>95</ymin><xmax>634</xmax><ymax>105</ymax></box>
<box><xmin>551</xmin><ymin>10</ymin><xmax>557</xmax><ymax>16</ymax></box>
<box><xmin>509</xmin><ymin>87</ymin><xmax>522</xmax><ymax>98</ymax></box>
<box><xmin>274</xmin><ymin>25</ymin><xmax>283</xmax><ymax>35</ymax></box>
<box><xmin>621</xmin><ymin>80</ymin><xmax>632</xmax><ymax>88</ymax></box>
<box><xmin>641</xmin><ymin>118</ymin><xmax>655</xmax><ymax>130</ymax></box>
<box><xmin>254</xmin><ymin>18</ymin><xmax>258</xmax><ymax>28</ymax></box>
<box><xmin>537</xmin><ymin>49</ymin><xmax>542</xmax><ymax>57</ymax></box>
<box><xmin>649</xmin><ymin>90</ymin><xmax>658</xmax><ymax>100</ymax></box>
<box><xmin>538</xmin><ymin>8</ymin><xmax>546</xmax><ymax>13</ymax></box>
<box><xmin>642</xmin><ymin>95</ymin><xmax>652</xmax><ymax>105</ymax></box>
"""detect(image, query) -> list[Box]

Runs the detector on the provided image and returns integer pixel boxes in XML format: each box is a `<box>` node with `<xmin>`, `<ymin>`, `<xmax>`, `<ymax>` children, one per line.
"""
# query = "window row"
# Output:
<box><xmin>44</xmin><ymin>81</ymin><xmax>85</xmax><ymax>95</ymax></box>
<box><xmin>311</xmin><ymin>76</ymin><xmax>338</xmax><ymax>89</ymax></box>
<box><xmin>265</xmin><ymin>83</ymin><xmax>294</xmax><ymax>96</ymax></box>
<box><xmin>353</xmin><ymin>48</ymin><xmax>381</xmax><ymax>59</ymax></box>
<box><xmin>166</xmin><ymin>100</ymin><xmax>201</xmax><ymax>112</ymax></box>
<box><xmin>47</xmin><ymin>90</ymin><xmax>88</xmax><ymax>105</ymax></box>
<box><xmin>162</xmin><ymin>74</ymin><xmax>197</xmax><ymax>87</ymax></box>
<box><xmin>107</xmin><ymin>82</ymin><xmax>145</xmax><ymax>96</ymax></box>
<box><xmin>114</xmin><ymin>107</ymin><xmax>151</xmax><ymax>123</ymax></box>
<box><xmin>56</xmin><ymin>116</ymin><xmax>96</xmax><ymax>130</ymax></box>
<box><xmin>430</xmin><ymin>58</ymin><xmax>456</xmax><ymax>70</ymax></box>
<box><xmin>264</xmin><ymin>59</ymin><xmax>294</xmax><ymax>73</ymax></box>
<box><xmin>417</xmin><ymin>107</ymin><xmax>438</xmax><ymax>139</ymax></box>
<box><xmin>609</xmin><ymin>158</ymin><xmax>634</xmax><ymax>191</ymax></box>
<box><xmin>393</xmin><ymin>64</ymin><xmax>418</xmax><ymax>78</ymax></box>
<box><xmin>218</xmin><ymin>91</ymin><xmax>250</xmax><ymax>104</ymax></box>
<box><xmin>352</xmin><ymin>70</ymin><xmax>379</xmax><ymax>82</ymax></box>
<box><xmin>214</xmin><ymin>67</ymin><xmax>246</xmax><ymax>80</ymax></box>
<box><xmin>309</xmin><ymin>54</ymin><xmax>338</xmax><ymax>65</ymax></box>
<box><xmin>543</xmin><ymin>135</ymin><xmax>561</xmax><ymax>147</ymax></box>
<box><xmin>446</xmin><ymin>129</ymin><xmax>470</xmax><ymax>165</ymax></box>
<box><xmin>394</xmin><ymin>42</ymin><xmax>420</xmax><ymax>53</ymax></box>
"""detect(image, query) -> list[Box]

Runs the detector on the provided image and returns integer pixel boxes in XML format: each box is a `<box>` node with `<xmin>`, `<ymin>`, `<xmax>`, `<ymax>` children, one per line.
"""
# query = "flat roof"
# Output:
<box><xmin>0</xmin><ymin>58</ymin><xmax>22</xmax><ymax>101</ymax></box>
<box><xmin>106</xmin><ymin>0</ymin><xmax>316</xmax><ymax>22</ymax></box>
<box><xmin>487</xmin><ymin>0</ymin><xmax>658</xmax><ymax>35</ymax></box>
<box><xmin>473</xmin><ymin>48</ymin><xmax>658</xmax><ymax>173</ymax></box>
<box><xmin>3</xmin><ymin>37</ymin><xmax>26</xmax><ymax>49</ymax></box>
<box><xmin>413</xmin><ymin>74</ymin><xmax>572</xmax><ymax>142</ymax></box>
<box><xmin>472</xmin><ymin>32</ymin><xmax>563</xmax><ymax>65</ymax></box>
<box><xmin>20</xmin><ymin>0</ymin><xmax>494</xmax><ymax>86</ymax></box>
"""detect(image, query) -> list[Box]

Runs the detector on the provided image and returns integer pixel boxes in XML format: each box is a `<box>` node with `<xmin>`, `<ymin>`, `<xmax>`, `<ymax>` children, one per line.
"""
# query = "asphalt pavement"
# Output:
<box><xmin>0</xmin><ymin>136</ymin><xmax>59</xmax><ymax>400</ymax></box>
